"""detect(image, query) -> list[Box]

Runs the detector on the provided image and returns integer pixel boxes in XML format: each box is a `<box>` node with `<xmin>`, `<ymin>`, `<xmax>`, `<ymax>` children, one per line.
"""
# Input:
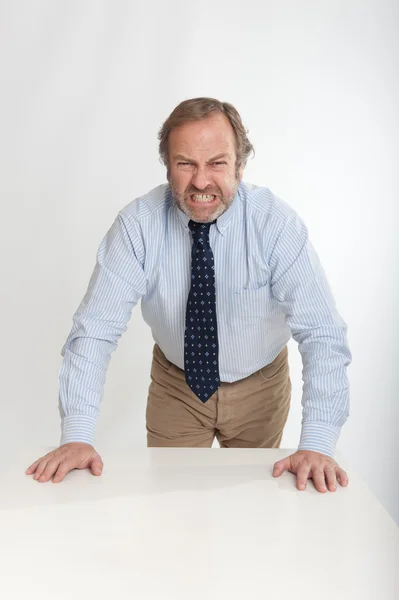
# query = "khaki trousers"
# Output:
<box><xmin>146</xmin><ymin>343</ymin><xmax>291</xmax><ymax>448</ymax></box>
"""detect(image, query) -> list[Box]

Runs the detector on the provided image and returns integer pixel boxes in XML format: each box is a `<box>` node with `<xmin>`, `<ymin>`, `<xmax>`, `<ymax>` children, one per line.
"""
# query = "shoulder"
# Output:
<box><xmin>119</xmin><ymin>183</ymin><xmax>170</xmax><ymax>222</ymax></box>
<box><xmin>239</xmin><ymin>181</ymin><xmax>298</xmax><ymax>225</ymax></box>
<box><xmin>239</xmin><ymin>182</ymin><xmax>306</xmax><ymax>247</ymax></box>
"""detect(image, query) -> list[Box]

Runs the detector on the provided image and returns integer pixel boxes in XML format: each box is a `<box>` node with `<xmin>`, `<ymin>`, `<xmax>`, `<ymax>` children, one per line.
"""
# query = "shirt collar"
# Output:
<box><xmin>169</xmin><ymin>184</ymin><xmax>242</xmax><ymax>237</ymax></box>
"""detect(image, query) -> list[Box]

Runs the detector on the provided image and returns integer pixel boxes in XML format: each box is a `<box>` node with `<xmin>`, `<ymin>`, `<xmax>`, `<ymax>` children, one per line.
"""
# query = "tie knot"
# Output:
<box><xmin>188</xmin><ymin>220</ymin><xmax>216</xmax><ymax>243</ymax></box>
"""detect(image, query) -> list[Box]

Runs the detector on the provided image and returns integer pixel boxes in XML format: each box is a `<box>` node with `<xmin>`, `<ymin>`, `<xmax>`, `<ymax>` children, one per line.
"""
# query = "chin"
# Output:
<box><xmin>193</xmin><ymin>206</ymin><xmax>226</xmax><ymax>222</ymax></box>
<box><xmin>176</xmin><ymin>196</ymin><xmax>228</xmax><ymax>223</ymax></box>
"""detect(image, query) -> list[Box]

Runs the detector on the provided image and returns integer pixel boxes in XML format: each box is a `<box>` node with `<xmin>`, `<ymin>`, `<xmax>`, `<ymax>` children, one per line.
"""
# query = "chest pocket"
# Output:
<box><xmin>230</xmin><ymin>283</ymin><xmax>272</xmax><ymax>319</ymax></box>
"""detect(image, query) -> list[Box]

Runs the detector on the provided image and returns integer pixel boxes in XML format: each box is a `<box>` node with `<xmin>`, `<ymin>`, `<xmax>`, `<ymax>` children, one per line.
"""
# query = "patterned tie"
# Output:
<box><xmin>184</xmin><ymin>219</ymin><xmax>220</xmax><ymax>402</ymax></box>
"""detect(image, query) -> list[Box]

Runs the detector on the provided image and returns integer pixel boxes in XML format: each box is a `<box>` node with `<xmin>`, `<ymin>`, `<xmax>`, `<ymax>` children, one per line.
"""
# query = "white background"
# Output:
<box><xmin>0</xmin><ymin>1</ymin><xmax>398</xmax><ymax>523</ymax></box>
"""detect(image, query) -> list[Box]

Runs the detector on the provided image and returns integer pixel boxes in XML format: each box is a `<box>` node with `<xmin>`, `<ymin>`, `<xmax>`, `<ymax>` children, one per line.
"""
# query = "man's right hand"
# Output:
<box><xmin>25</xmin><ymin>442</ymin><xmax>104</xmax><ymax>483</ymax></box>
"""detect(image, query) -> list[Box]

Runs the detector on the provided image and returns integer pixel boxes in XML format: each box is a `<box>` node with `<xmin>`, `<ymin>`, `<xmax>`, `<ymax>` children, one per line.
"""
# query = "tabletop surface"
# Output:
<box><xmin>1</xmin><ymin>446</ymin><xmax>398</xmax><ymax>600</ymax></box>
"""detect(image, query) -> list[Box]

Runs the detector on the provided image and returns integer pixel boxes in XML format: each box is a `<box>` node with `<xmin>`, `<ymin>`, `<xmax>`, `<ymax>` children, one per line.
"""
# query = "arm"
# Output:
<box><xmin>269</xmin><ymin>212</ymin><xmax>352</xmax><ymax>458</ymax></box>
<box><xmin>58</xmin><ymin>210</ymin><xmax>147</xmax><ymax>446</ymax></box>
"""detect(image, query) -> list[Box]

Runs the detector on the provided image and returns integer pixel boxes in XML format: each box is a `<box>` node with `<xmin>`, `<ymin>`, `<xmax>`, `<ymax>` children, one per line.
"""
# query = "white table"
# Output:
<box><xmin>1</xmin><ymin>446</ymin><xmax>398</xmax><ymax>599</ymax></box>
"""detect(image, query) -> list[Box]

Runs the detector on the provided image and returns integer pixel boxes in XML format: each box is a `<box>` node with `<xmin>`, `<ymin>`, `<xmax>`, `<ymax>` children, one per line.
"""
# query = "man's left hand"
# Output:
<box><xmin>272</xmin><ymin>450</ymin><xmax>349</xmax><ymax>493</ymax></box>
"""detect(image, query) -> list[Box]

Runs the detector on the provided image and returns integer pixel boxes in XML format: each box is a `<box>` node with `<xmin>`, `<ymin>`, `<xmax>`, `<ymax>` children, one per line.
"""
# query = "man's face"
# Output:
<box><xmin>167</xmin><ymin>113</ymin><xmax>244</xmax><ymax>223</ymax></box>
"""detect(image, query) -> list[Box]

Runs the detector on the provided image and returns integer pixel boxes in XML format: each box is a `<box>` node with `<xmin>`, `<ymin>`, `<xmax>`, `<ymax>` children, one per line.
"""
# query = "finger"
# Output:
<box><xmin>37</xmin><ymin>457</ymin><xmax>63</xmax><ymax>482</ymax></box>
<box><xmin>337</xmin><ymin>468</ymin><xmax>349</xmax><ymax>487</ymax></box>
<box><xmin>312</xmin><ymin>468</ymin><xmax>328</xmax><ymax>493</ymax></box>
<box><xmin>33</xmin><ymin>459</ymin><xmax>50</xmax><ymax>480</ymax></box>
<box><xmin>296</xmin><ymin>464</ymin><xmax>311</xmax><ymax>490</ymax></box>
<box><xmin>273</xmin><ymin>459</ymin><xmax>289</xmax><ymax>477</ymax></box>
<box><xmin>325</xmin><ymin>468</ymin><xmax>337</xmax><ymax>492</ymax></box>
<box><xmin>26</xmin><ymin>459</ymin><xmax>42</xmax><ymax>475</ymax></box>
<box><xmin>90</xmin><ymin>457</ymin><xmax>104</xmax><ymax>476</ymax></box>
<box><xmin>33</xmin><ymin>451</ymin><xmax>61</xmax><ymax>479</ymax></box>
<box><xmin>53</xmin><ymin>461</ymin><xmax>73</xmax><ymax>483</ymax></box>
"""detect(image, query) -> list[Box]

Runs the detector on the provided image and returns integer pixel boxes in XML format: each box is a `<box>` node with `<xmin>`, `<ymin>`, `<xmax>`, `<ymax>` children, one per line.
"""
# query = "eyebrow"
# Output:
<box><xmin>173</xmin><ymin>153</ymin><xmax>230</xmax><ymax>163</ymax></box>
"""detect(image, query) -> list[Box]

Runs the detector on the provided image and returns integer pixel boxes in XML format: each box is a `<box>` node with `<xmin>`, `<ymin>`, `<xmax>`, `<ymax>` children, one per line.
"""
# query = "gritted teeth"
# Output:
<box><xmin>190</xmin><ymin>194</ymin><xmax>216</xmax><ymax>202</ymax></box>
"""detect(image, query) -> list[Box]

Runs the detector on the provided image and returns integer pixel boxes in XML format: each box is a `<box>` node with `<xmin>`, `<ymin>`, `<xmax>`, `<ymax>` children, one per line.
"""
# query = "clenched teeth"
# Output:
<box><xmin>191</xmin><ymin>194</ymin><xmax>216</xmax><ymax>203</ymax></box>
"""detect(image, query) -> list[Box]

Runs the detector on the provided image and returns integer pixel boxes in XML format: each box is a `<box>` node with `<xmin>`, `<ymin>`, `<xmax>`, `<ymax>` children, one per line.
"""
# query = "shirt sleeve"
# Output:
<box><xmin>269</xmin><ymin>212</ymin><xmax>352</xmax><ymax>458</ymax></box>
<box><xmin>58</xmin><ymin>210</ymin><xmax>147</xmax><ymax>446</ymax></box>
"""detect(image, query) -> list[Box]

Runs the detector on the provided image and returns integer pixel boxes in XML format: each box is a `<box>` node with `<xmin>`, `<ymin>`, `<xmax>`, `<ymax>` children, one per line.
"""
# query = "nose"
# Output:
<box><xmin>190</xmin><ymin>167</ymin><xmax>212</xmax><ymax>191</ymax></box>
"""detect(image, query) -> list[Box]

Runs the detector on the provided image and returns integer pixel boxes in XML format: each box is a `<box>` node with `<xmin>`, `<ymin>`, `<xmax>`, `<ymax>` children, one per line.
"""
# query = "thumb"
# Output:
<box><xmin>90</xmin><ymin>457</ymin><xmax>103</xmax><ymax>476</ymax></box>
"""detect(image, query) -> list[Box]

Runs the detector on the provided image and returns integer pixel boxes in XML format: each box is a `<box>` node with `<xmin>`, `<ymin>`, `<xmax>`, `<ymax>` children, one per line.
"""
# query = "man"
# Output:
<box><xmin>26</xmin><ymin>97</ymin><xmax>352</xmax><ymax>493</ymax></box>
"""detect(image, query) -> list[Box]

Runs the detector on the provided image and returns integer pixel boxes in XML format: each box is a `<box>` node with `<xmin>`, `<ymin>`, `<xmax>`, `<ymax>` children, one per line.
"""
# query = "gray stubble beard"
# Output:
<box><xmin>170</xmin><ymin>176</ymin><xmax>241</xmax><ymax>223</ymax></box>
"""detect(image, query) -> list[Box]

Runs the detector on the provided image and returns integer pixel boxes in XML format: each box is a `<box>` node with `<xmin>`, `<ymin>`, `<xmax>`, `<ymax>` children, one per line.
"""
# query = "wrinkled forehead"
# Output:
<box><xmin>168</xmin><ymin>114</ymin><xmax>236</xmax><ymax>159</ymax></box>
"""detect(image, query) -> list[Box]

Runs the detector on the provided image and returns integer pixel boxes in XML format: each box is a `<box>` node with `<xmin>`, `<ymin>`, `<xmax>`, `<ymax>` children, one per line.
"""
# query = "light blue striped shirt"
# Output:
<box><xmin>58</xmin><ymin>181</ymin><xmax>352</xmax><ymax>457</ymax></box>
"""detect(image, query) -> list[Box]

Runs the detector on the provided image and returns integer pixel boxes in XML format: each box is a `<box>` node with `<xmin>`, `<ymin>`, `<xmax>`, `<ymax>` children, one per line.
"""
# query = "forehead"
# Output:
<box><xmin>168</xmin><ymin>113</ymin><xmax>236</xmax><ymax>156</ymax></box>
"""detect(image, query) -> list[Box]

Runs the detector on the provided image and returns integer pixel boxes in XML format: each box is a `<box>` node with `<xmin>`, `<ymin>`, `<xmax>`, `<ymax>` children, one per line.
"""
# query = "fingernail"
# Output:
<box><xmin>299</xmin><ymin>484</ymin><xmax>305</xmax><ymax>489</ymax></box>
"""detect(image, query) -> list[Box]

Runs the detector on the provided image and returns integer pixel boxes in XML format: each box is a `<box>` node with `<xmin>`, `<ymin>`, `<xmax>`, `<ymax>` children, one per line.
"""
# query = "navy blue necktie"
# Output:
<box><xmin>184</xmin><ymin>220</ymin><xmax>220</xmax><ymax>402</ymax></box>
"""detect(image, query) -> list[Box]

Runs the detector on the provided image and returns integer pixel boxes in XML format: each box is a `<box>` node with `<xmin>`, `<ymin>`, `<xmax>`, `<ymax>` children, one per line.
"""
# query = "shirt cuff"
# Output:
<box><xmin>297</xmin><ymin>421</ymin><xmax>341</xmax><ymax>458</ymax></box>
<box><xmin>60</xmin><ymin>415</ymin><xmax>97</xmax><ymax>447</ymax></box>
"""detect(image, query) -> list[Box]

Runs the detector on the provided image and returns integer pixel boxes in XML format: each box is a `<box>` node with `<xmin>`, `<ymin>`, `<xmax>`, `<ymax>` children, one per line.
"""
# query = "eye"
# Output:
<box><xmin>177</xmin><ymin>162</ymin><xmax>190</xmax><ymax>166</ymax></box>
<box><xmin>213</xmin><ymin>161</ymin><xmax>226</xmax><ymax>166</ymax></box>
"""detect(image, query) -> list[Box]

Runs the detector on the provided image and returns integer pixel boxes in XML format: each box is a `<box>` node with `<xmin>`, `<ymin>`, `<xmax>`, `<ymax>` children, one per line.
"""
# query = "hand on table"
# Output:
<box><xmin>26</xmin><ymin>442</ymin><xmax>104</xmax><ymax>483</ymax></box>
<box><xmin>272</xmin><ymin>450</ymin><xmax>349</xmax><ymax>493</ymax></box>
